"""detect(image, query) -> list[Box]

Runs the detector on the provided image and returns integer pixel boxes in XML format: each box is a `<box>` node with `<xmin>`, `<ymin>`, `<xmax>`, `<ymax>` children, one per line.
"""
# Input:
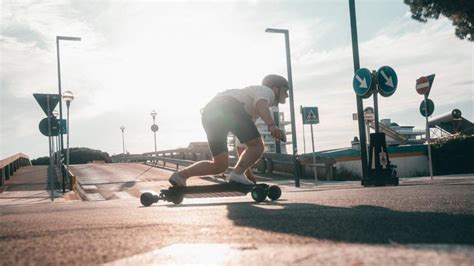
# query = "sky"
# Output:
<box><xmin>1</xmin><ymin>0</ymin><xmax>472</xmax><ymax>159</ymax></box>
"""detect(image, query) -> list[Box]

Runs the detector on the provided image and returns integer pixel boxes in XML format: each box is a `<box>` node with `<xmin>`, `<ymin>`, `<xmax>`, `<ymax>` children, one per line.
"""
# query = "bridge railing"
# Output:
<box><xmin>122</xmin><ymin>152</ymin><xmax>337</xmax><ymax>180</ymax></box>
<box><xmin>1</xmin><ymin>153</ymin><xmax>31</xmax><ymax>187</ymax></box>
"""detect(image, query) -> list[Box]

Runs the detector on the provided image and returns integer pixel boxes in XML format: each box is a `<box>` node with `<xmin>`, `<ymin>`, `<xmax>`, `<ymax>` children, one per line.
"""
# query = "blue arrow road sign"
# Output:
<box><xmin>376</xmin><ymin>66</ymin><xmax>398</xmax><ymax>97</ymax></box>
<box><xmin>353</xmin><ymin>68</ymin><xmax>373</xmax><ymax>97</ymax></box>
<box><xmin>302</xmin><ymin>107</ymin><xmax>319</xmax><ymax>125</ymax></box>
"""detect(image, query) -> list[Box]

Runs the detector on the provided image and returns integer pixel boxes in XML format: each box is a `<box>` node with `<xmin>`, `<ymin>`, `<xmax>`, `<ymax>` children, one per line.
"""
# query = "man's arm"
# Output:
<box><xmin>255</xmin><ymin>99</ymin><xmax>274</xmax><ymax>127</ymax></box>
<box><xmin>255</xmin><ymin>99</ymin><xmax>283</xmax><ymax>140</ymax></box>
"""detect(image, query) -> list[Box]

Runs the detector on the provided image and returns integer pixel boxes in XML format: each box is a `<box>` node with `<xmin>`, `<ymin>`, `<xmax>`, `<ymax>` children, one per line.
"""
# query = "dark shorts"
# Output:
<box><xmin>202</xmin><ymin>96</ymin><xmax>260</xmax><ymax>156</ymax></box>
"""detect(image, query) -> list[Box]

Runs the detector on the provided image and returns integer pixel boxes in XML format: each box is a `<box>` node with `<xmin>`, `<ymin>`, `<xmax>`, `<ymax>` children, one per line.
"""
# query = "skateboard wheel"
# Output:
<box><xmin>251</xmin><ymin>186</ymin><xmax>266</xmax><ymax>202</ymax></box>
<box><xmin>268</xmin><ymin>185</ymin><xmax>281</xmax><ymax>201</ymax></box>
<box><xmin>171</xmin><ymin>194</ymin><xmax>184</xmax><ymax>204</ymax></box>
<box><xmin>140</xmin><ymin>192</ymin><xmax>155</xmax><ymax>207</ymax></box>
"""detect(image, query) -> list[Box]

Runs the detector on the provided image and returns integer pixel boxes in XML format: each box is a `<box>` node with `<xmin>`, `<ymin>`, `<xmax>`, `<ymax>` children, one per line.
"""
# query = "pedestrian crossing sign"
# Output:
<box><xmin>302</xmin><ymin>106</ymin><xmax>319</xmax><ymax>124</ymax></box>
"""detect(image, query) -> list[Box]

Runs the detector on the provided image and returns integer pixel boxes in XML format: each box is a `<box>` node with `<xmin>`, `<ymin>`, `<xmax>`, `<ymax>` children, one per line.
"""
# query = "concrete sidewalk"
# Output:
<box><xmin>0</xmin><ymin>165</ymin><xmax>80</xmax><ymax>206</ymax></box>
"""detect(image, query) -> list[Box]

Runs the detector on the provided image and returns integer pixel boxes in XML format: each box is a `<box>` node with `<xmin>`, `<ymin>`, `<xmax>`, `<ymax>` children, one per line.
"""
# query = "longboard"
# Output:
<box><xmin>140</xmin><ymin>182</ymin><xmax>281</xmax><ymax>206</ymax></box>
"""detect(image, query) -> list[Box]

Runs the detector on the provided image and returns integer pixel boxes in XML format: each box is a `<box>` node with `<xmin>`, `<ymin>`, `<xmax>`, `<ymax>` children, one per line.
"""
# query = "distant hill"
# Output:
<box><xmin>31</xmin><ymin>147</ymin><xmax>112</xmax><ymax>165</ymax></box>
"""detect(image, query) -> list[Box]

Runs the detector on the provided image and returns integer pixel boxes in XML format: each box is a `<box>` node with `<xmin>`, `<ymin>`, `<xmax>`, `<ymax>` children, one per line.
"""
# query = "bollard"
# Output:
<box><xmin>69</xmin><ymin>175</ymin><xmax>76</xmax><ymax>191</ymax></box>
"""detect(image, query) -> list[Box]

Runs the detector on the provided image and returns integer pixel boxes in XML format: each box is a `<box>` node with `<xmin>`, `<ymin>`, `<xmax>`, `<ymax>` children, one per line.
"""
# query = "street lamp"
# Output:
<box><xmin>265</xmin><ymin>27</ymin><xmax>300</xmax><ymax>187</ymax></box>
<box><xmin>120</xmin><ymin>125</ymin><xmax>126</xmax><ymax>161</ymax></box>
<box><xmin>150</xmin><ymin>110</ymin><xmax>159</xmax><ymax>158</ymax></box>
<box><xmin>63</xmin><ymin>90</ymin><xmax>74</xmax><ymax>190</ymax></box>
<box><xmin>56</xmin><ymin>35</ymin><xmax>81</xmax><ymax>186</ymax></box>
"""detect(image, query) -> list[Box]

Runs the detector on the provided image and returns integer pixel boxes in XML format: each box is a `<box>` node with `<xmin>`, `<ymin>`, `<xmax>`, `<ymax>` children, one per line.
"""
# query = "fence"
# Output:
<box><xmin>117</xmin><ymin>150</ymin><xmax>337</xmax><ymax>180</ymax></box>
<box><xmin>1</xmin><ymin>153</ymin><xmax>31</xmax><ymax>187</ymax></box>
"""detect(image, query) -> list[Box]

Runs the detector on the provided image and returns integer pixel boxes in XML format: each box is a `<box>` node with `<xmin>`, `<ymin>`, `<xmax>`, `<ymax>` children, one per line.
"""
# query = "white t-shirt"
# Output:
<box><xmin>217</xmin><ymin>85</ymin><xmax>275</xmax><ymax>120</ymax></box>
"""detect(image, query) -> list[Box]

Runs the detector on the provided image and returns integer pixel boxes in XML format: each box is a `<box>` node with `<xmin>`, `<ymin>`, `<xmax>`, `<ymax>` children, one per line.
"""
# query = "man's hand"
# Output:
<box><xmin>269</xmin><ymin>124</ymin><xmax>284</xmax><ymax>141</ymax></box>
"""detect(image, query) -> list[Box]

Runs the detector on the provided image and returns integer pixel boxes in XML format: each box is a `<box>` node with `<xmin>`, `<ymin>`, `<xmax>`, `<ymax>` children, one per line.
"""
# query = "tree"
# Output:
<box><xmin>31</xmin><ymin>147</ymin><xmax>112</xmax><ymax>165</ymax></box>
<box><xmin>404</xmin><ymin>0</ymin><xmax>473</xmax><ymax>41</ymax></box>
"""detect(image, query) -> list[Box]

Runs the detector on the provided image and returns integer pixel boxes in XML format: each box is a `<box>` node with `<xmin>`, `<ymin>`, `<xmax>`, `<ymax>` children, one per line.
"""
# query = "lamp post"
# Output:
<box><xmin>63</xmin><ymin>90</ymin><xmax>74</xmax><ymax>192</ymax></box>
<box><xmin>120</xmin><ymin>125</ymin><xmax>126</xmax><ymax>161</ymax></box>
<box><xmin>348</xmin><ymin>0</ymin><xmax>369</xmax><ymax>181</ymax></box>
<box><xmin>56</xmin><ymin>35</ymin><xmax>81</xmax><ymax>185</ymax></box>
<box><xmin>150</xmin><ymin>110</ymin><xmax>159</xmax><ymax>158</ymax></box>
<box><xmin>265</xmin><ymin>27</ymin><xmax>300</xmax><ymax>187</ymax></box>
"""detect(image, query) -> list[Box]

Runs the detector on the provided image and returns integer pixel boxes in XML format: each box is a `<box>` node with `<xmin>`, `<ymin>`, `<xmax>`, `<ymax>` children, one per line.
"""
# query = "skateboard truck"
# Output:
<box><xmin>140</xmin><ymin>182</ymin><xmax>282</xmax><ymax>206</ymax></box>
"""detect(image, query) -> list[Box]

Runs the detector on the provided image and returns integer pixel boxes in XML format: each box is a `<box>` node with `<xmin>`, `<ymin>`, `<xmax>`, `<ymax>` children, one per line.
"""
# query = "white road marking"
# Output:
<box><xmin>86</xmin><ymin>193</ymin><xmax>105</xmax><ymax>201</ymax></box>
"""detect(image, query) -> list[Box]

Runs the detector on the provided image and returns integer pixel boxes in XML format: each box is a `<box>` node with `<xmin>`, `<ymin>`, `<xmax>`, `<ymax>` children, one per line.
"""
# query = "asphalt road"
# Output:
<box><xmin>0</xmin><ymin>164</ymin><xmax>473</xmax><ymax>265</ymax></box>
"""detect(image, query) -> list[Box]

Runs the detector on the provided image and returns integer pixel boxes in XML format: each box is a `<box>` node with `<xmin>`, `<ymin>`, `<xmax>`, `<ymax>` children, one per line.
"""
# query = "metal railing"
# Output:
<box><xmin>0</xmin><ymin>153</ymin><xmax>31</xmax><ymax>187</ymax></box>
<box><xmin>119</xmin><ymin>152</ymin><xmax>337</xmax><ymax>180</ymax></box>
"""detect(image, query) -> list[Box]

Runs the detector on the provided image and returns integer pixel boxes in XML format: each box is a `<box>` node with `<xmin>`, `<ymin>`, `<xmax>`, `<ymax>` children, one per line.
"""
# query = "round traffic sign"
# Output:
<box><xmin>151</xmin><ymin>124</ymin><xmax>159</xmax><ymax>132</ymax></box>
<box><xmin>39</xmin><ymin>117</ymin><xmax>60</xmax><ymax>136</ymax></box>
<box><xmin>353</xmin><ymin>68</ymin><xmax>373</xmax><ymax>98</ymax></box>
<box><xmin>376</xmin><ymin>66</ymin><xmax>398</xmax><ymax>97</ymax></box>
<box><xmin>416</xmin><ymin>76</ymin><xmax>430</xmax><ymax>95</ymax></box>
<box><xmin>419</xmin><ymin>99</ymin><xmax>435</xmax><ymax>117</ymax></box>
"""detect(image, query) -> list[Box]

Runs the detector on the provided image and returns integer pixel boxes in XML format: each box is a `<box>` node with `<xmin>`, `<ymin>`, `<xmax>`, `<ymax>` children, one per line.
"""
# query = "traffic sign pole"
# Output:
<box><xmin>300</xmin><ymin>106</ymin><xmax>307</xmax><ymax>154</ymax></box>
<box><xmin>373</xmin><ymin>84</ymin><xmax>380</xmax><ymax>133</ymax></box>
<box><xmin>424</xmin><ymin>95</ymin><xmax>434</xmax><ymax>180</ymax></box>
<box><xmin>349</xmin><ymin>0</ymin><xmax>369</xmax><ymax>183</ymax></box>
<box><xmin>47</xmin><ymin>96</ymin><xmax>54</xmax><ymax>201</ymax></box>
<box><xmin>310</xmin><ymin>124</ymin><xmax>318</xmax><ymax>185</ymax></box>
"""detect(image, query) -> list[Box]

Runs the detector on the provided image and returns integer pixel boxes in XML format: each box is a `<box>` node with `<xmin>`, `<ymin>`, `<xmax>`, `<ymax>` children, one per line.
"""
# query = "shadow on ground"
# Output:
<box><xmin>226</xmin><ymin>202</ymin><xmax>474</xmax><ymax>245</ymax></box>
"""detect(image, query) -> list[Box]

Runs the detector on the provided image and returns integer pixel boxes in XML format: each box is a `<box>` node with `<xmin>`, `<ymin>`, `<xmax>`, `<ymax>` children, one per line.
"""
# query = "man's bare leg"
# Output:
<box><xmin>176</xmin><ymin>152</ymin><xmax>229</xmax><ymax>179</ymax></box>
<box><xmin>233</xmin><ymin>137</ymin><xmax>264</xmax><ymax>176</ymax></box>
<box><xmin>237</xmin><ymin>145</ymin><xmax>257</xmax><ymax>183</ymax></box>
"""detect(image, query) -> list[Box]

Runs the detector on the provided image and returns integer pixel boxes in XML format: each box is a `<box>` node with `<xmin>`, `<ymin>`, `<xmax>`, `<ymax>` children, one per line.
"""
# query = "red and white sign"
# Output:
<box><xmin>416</xmin><ymin>76</ymin><xmax>430</xmax><ymax>95</ymax></box>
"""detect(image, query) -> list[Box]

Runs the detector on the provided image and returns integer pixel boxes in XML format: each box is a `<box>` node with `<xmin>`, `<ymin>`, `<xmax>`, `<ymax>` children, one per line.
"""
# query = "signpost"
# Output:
<box><xmin>416</xmin><ymin>76</ymin><xmax>430</xmax><ymax>95</ymax></box>
<box><xmin>352</xmin><ymin>66</ymin><xmax>399</xmax><ymax>187</ymax></box>
<box><xmin>301</xmin><ymin>107</ymin><xmax>319</xmax><ymax>184</ymax></box>
<box><xmin>352</xmin><ymin>68</ymin><xmax>373</xmax><ymax>98</ymax></box>
<box><xmin>417</xmin><ymin>74</ymin><xmax>436</xmax><ymax>180</ymax></box>
<box><xmin>419</xmin><ymin>98</ymin><xmax>435</xmax><ymax>117</ymax></box>
<box><xmin>376</xmin><ymin>66</ymin><xmax>398</xmax><ymax>97</ymax></box>
<box><xmin>300</xmin><ymin>106</ymin><xmax>307</xmax><ymax>154</ymax></box>
<box><xmin>34</xmin><ymin>93</ymin><xmax>60</xmax><ymax>201</ymax></box>
<box><xmin>302</xmin><ymin>107</ymin><xmax>319</xmax><ymax>124</ymax></box>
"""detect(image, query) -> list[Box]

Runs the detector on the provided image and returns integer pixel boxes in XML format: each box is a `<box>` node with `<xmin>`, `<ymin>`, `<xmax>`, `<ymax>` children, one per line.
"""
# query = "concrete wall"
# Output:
<box><xmin>336</xmin><ymin>153</ymin><xmax>429</xmax><ymax>178</ymax></box>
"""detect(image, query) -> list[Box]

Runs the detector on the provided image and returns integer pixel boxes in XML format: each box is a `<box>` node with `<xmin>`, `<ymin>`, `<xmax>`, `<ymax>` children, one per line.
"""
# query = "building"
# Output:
<box><xmin>228</xmin><ymin>107</ymin><xmax>292</xmax><ymax>154</ymax></box>
<box><xmin>378</xmin><ymin>118</ymin><xmax>425</xmax><ymax>145</ymax></box>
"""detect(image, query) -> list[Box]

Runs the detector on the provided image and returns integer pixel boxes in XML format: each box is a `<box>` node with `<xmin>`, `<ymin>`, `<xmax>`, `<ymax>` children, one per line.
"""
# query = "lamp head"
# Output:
<box><xmin>57</xmin><ymin>36</ymin><xmax>82</xmax><ymax>42</ymax></box>
<box><xmin>63</xmin><ymin>91</ymin><xmax>74</xmax><ymax>103</ymax></box>
<box><xmin>265</xmin><ymin>28</ymin><xmax>288</xmax><ymax>34</ymax></box>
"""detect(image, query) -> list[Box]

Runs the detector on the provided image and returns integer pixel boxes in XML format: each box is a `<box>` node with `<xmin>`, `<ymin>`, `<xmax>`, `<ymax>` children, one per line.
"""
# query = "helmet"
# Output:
<box><xmin>262</xmin><ymin>74</ymin><xmax>289</xmax><ymax>90</ymax></box>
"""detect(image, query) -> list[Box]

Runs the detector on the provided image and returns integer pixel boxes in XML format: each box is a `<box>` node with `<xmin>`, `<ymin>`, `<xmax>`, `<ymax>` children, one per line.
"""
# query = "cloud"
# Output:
<box><xmin>1</xmin><ymin>1</ymin><xmax>472</xmax><ymax>159</ymax></box>
<box><xmin>285</xmin><ymin>15</ymin><xmax>473</xmax><ymax>152</ymax></box>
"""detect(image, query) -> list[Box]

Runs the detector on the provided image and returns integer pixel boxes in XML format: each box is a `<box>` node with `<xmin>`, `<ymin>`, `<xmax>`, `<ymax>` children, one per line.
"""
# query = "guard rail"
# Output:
<box><xmin>1</xmin><ymin>153</ymin><xmax>31</xmax><ymax>187</ymax></box>
<box><xmin>121</xmin><ymin>152</ymin><xmax>336</xmax><ymax>180</ymax></box>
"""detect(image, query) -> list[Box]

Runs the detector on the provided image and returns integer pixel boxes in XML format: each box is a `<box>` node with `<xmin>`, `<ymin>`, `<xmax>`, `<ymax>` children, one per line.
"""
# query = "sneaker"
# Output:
<box><xmin>229</xmin><ymin>171</ymin><xmax>254</xmax><ymax>185</ymax></box>
<box><xmin>169</xmin><ymin>172</ymin><xmax>186</xmax><ymax>187</ymax></box>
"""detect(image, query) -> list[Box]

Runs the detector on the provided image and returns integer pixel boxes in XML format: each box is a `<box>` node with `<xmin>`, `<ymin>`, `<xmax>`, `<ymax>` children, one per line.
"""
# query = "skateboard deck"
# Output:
<box><xmin>140</xmin><ymin>182</ymin><xmax>281</xmax><ymax>206</ymax></box>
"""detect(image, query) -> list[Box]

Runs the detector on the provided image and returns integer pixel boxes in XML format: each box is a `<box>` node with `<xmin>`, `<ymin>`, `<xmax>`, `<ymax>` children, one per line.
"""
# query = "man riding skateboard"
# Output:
<box><xmin>169</xmin><ymin>74</ymin><xmax>289</xmax><ymax>187</ymax></box>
